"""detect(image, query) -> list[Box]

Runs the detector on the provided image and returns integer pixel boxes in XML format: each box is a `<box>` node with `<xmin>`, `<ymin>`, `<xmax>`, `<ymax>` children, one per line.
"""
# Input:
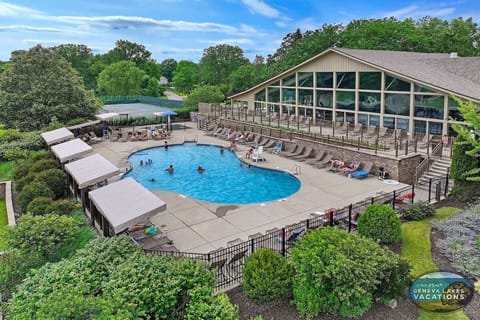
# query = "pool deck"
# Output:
<box><xmin>92</xmin><ymin>123</ymin><xmax>408</xmax><ymax>253</ymax></box>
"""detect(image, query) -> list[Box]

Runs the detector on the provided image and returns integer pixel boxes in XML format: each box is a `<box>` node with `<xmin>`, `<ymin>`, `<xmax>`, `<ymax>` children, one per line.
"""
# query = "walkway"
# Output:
<box><xmin>92</xmin><ymin>123</ymin><xmax>408</xmax><ymax>253</ymax></box>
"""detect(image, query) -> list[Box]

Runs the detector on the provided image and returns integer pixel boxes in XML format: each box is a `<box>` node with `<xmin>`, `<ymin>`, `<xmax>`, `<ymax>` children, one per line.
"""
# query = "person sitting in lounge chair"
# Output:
<box><xmin>342</xmin><ymin>162</ymin><xmax>360</xmax><ymax>174</ymax></box>
<box><xmin>328</xmin><ymin>159</ymin><xmax>344</xmax><ymax>171</ymax></box>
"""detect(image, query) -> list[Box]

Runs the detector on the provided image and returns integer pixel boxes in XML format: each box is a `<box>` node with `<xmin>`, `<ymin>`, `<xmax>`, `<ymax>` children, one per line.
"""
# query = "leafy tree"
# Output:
<box><xmin>0</xmin><ymin>45</ymin><xmax>98</xmax><ymax>130</ymax></box>
<box><xmin>184</xmin><ymin>85</ymin><xmax>225</xmax><ymax>109</ymax></box>
<box><xmin>141</xmin><ymin>76</ymin><xmax>162</xmax><ymax>97</ymax></box>
<box><xmin>97</xmin><ymin>60</ymin><xmax>146</xmax><ymax>96</ymax></box>
<box><xmin>172</xmin><ymin>60</ymin><xmax>200</xmax><ymax>93</ymax></box>
<box><xmin>159</xmin><ymin>58</ymin><xmax>177</xmax><ymax>82</ymax></box>
<box><xmin>267</xmin><ymin>28</ymin><xmax>304</xmax><ymax>64</ymax></box>
<box><xmin>26</xmin><ymin>196</ymin><xmax>54</xmax><ymax>216</ymax></box>
<box><xmin>199</xmin><ymin>44</ymin><xmax>249</xmax><ymax>86</ymax></box>
<box><xmin>228</xmin><ymin>64</ymin><xmax>260</xmax><ymax>96</ymax></box>
<box><xmin>51</xmin><ymin>44</ymin><xmax>95</xmax><ymax>88</ymax></box>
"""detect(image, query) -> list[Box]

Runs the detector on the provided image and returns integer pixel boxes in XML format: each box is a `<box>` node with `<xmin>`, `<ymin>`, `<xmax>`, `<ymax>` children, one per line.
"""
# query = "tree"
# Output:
<box><xmin>228</xmin><ymin>64</ymin><xmax>259</xmax><ymax>96</ymax></box>
<box><xmin>159</xmin><ymin>58</ymin><xmax>177</xmax><ymax>82</ymax></box>
<box><xmin>141</xmin><ymin>76</ymin><xmax>162</xmax><ymax>97</ymax></box>
<box><xmin>267</xmin><ymin>28</ymin><xmax>304</xmax><ymax>64</ymax></box>
<box><xmin>172</xmin><ymin>60</ymin><xmax>199</xmax><ymax>93</ymax></box>
<box><xmin>0</xmin><ymin>45</ymin><xmax>98</xmax><ymax>130</ymax></box>
<box><xmin>199</xmin><ymin>44</ymin><xmax>249</xmax><ymax>85</ymax></box>
<box><xmin>184</xmin><ymin>85</ymin><xmax>224</xmax><ymax>109</ymax></box>
<box><xmin>97</xmin><ymin>60</ymin><xmax>146</xmax><ymax>96</ymax></box>
<box><xmin>51</xmin><ymin>44</ymin><xmax>95</xmax><ymax>89</ymax></box>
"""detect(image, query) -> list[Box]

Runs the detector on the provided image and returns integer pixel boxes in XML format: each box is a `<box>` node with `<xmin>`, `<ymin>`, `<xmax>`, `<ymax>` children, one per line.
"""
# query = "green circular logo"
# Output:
<box><xmin>410</xmin><ymin>271</ymin><xmax>474</xmax><ymax>313</ymax></box>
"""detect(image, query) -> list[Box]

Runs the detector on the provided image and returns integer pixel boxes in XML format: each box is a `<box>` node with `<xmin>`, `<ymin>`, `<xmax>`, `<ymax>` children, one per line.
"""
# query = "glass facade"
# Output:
<box><xmin>359</xmin><ymin>92</ymin><xmax>381</xmax><ymax>113</ymax></box>
<box><xmin>336</xmin><ymin>72</ymin><xmax>355</xmax><ymax>89</ymax></box>
<box><xmin>316</xmin><ymin>72</ymin><xmax>333</xmax><ymax>88</ymax></box>
<box><xmin>248</xmin><ymin>68</ymin><xmax>470</xmax><ymax>136</ymax></box>
<box><xmin>359</xmin><ymin>72</ymin><xmax>381</xmax><ymax>90</ymax></box>
<box><xmin>298</xmin><ymin>72</ymin><xmax>313</xmax><ymax>87</ymax></box>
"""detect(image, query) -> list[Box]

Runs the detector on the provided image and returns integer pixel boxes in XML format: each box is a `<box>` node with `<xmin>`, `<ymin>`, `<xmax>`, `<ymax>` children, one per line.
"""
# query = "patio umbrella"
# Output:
<box><xmin>153</xmin><ymin>111</ymin><xmax>178</xmax><ymax>130</ymax></box>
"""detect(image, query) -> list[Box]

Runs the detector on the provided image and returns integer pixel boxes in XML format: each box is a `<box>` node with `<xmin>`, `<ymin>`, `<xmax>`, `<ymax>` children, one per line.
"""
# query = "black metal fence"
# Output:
<box><xmin>146</xmin><ymin>175</ymin><xmax>450</xmax><ymax>291</ymax></box>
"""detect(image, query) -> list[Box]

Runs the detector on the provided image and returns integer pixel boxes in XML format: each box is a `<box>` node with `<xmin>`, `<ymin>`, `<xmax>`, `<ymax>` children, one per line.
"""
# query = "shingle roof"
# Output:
<box><xmin>334</xmin><ymin>48</ymin><xmax>480</xmax><ymax>100</ymax></box>
<box><xmin>229</xmin><ymin>48</ymin><xmax>480</xmax><ymax>101</ymax></box>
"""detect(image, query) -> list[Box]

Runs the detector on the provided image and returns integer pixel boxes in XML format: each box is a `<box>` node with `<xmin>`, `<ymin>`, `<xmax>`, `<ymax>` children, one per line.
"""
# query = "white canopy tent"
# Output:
<box><xmin>65</xmin><ymin>154</ymin><xmax>120</xmax><ymax>189</ymax></box>
<box><xmin>95</xmin><ymin>112</ymin><xmax>120</xmax><ymax>121</ymax></box>
<box><xmin>40</xmin><ymin>127</ymin><xmax>74</xmax><ymax>146</ymax></box>
<box><xmin>88</xmin><ymin>177</ymin><xmax>167</xmax><ymax>235</ymax></box>
<box><xmin>51</xmin><ymin>138</ymin><xmax>93</xmax><ymax>163</ymax></box>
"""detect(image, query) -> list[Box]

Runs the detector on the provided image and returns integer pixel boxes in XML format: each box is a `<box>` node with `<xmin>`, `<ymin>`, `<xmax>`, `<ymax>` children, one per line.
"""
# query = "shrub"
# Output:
<box><xmin>185</xmin><ymin>288</ymin><xmax>239</xmax><ymax>320</ymax></box>
<box><xmin>242</xmin><ymin>248</ymin><xmax>293</xmax><ymax>302</ymax></box>
<box><xmin>399</xmin><ymin>201</ymin><xmax>435</xmax><ymax>221</ymax></box>
<box><xmin>34</xmin><ymin>169</ymin><xmax>67</xmax><ymax>199</ymax></box>
<box><xmin>0</xmin><ymin>129</ymin><xmax>23</xmax><ymax>143</ymax></box>
<box><xmin>18</xmin><ymin>182</ymin><xmax>54</xmax><ymax>212</ymax></box>
<box><xmin>29</xmin><ymin>159</ymin><xmax>59</xmax><ymax>174</ymax></box>
<box><xmin>358</xmin><ymin>204</ymin><xmax>401</xmax><ymax>244</ymax></box>
<box><xmin>291</xmin><ymin>228</ymin><xmax>411</xmax><ymax>319</ymax></box>
<box><xmin>15</xmin><ymin>173</ymin><xmax>36</xmax><ymax>192</ymax></box>
<box><xmin>26</xmin><ymin>197</ymin><xmax>54</xmax><ymax>216</ymax></box>
<box><xmin>46</xmin><ymin>200</ymin><xmax>78</xmax><ymax>216</ymax></box>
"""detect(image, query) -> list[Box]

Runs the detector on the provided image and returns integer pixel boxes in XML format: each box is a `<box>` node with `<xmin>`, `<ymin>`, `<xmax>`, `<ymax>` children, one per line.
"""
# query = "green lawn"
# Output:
<box><xmin>0</xmin><ymin>161</ymin><xmax>15</xmax><ymax>181</ymax></box>
<box><xmin>0</xmin><ymin>199</ymin><xmax>7</xmax><ymax>226</ymax></box>
<box><xmin>401</xmin><ymin>206</ymin><xmax>468</xmax><ymax>320</ymax></box>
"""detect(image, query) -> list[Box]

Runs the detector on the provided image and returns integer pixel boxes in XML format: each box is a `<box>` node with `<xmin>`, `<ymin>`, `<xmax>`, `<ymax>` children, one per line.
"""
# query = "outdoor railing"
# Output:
<box><xmin>98</xmin><ymin>95</ymin><xmax>184</xmax><ymax>108</ymax></box>
<box><xmin>146</xmin><ymin>175</ymin><xmax>450</xmax><ymax>291</ymax></box>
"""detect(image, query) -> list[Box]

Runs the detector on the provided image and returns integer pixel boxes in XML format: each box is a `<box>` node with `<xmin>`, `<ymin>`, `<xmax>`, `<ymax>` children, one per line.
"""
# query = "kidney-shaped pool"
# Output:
<box><xmin>124</xmin><ymin>143</ymin><xmax>301</xmax><ymax>204</ymax></box>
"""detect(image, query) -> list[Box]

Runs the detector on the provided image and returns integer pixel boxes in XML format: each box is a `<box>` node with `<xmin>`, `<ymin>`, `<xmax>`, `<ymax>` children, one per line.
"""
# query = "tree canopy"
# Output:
<box><xmin>199</xmin><ymin>44</ymin><xmax>249</xmax><ymax>86</ymax></box>
<box><xmin>97</xmin><ymin>60</ymin><xmax>146</xmax><ymax>96</ymax></box>
<box><xmin>0</xmin><ymin>45</ymin><xmax>98</xmax><ymax>130</ymax></box>
<box><xmin>172</xmin><ymin>60</ymin><xmax>199</xmax><ymax>93</ymax></box>
<box><xmin>184</xmin><ymin>85</ymin><xmax>225</xmax><ymax>109</ymax></box>
<box><xmin>159</xmin><ymin>58</ymin><xmax>177</xmax><ymax>82</ymax></box>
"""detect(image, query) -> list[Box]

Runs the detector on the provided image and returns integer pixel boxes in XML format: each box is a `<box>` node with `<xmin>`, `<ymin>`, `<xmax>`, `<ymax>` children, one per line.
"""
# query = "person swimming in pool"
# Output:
<box><xmin>197</xmin><ymin>166</ymin><xmax>205</xmax><ymax>174</ymax></box>
<box><xmin>165</xmin><ymin>165</ymin><xmax>174</xmax><ymax>173</ymax></box>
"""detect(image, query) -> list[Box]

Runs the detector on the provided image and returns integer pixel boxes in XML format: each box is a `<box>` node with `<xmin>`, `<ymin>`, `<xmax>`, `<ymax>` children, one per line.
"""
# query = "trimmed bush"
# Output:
<box><xmin>358</xmin><ymin>204</ymin><xmax>401</xmax><ymax>244</ymax></box>
<box><xmin>18</xmin><ymin>182</ymin><xmax>54</xmax><ymax>212</ymax></box>
<box><xmin>242</xmin><ymin>248</ymin><xmax>293</xmax><ymax>302</ymax></box>
<box><xmin>46</xmin><ymin>200</ymin><xmax>78</xmax><ymax>216</ymax></box>
<box><xmin>26</xmin><ymin>197</ymin><xmax>54</xmax><ymax>216</ymax></box>
<box><xmin>29</xmin><ymin>159</ymin><xmax>59</xmax><ymax>174</ymax></box>
<box><xmin>34</xmin><ymin>169</ymin><xmax>67</xmax><ymax>199</ymax></box>
<box><xmin>291</xmin><ymin>228</ymin><xmax>411</xmax><ymax>319</ymax></box>
<box><xmin>15</xmin><ymin>173</ymin><xmax>36</xmax><ymax>192</ymax></box>
<box><xmin>399</xmin><ymin>201</ymin><xmax>435</xmax><ymax>221</ymax></box>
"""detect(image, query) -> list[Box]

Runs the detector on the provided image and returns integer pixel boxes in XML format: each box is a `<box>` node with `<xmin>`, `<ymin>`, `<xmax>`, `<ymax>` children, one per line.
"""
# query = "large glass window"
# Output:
<box><xmin>370</xmin><ymin>115</ymin><xmax>380</xmax><ymax>127</ymax></box>
<box><xmin>298</xmin><ymin>89</ymin><xmax>313</xmax><ymax>106</ymax></box>
<box><xmin>414</xmin><ymin>95</ymin><xmax>444</xmax><ymax>119</ymax></box>
<box><xmin>298</xmin><ymin>72</ymin><xmax>313</xmax><ymax>87</ymax></box>
<box><xmin>316</xmin><ymin>72</ymin><xmax>333</xmax><ymax>88</ymax></box>
<box><xmin>254</xmin><ymin>89</ymin><xmax>266</xmax><ymax>101</ymax></box>
<box><xmin>282</xmin><ymin>74</ymin><xmax>296</xmax><ymax>87</ymax></box>
<box><xmin>316</xmin><ymin>90</ymin><xmax>333</xmax><ymax>108</ymax></box>
<box><xmin>359</xmin><ymin>72</ymin><xmax>381</xmax><ymax>90</ymax></box>
<box><xmin>336</xmin><ymin>91</ymin><xmax>355</xmax><ymax>110</ymax></box>
<box><xmin>448</xmin><ymin>97</ymin><xmax>464</xmax><ymax>121</ymax></box>
<box><xmin>336</xmin><ymin>72</ymin><xmax>355</xmax><ymax>89</ymax></box>
<box><xmin>385</xmin><ymin>74</ymin><xmax>410</xmax><ymax>91</ymax></box>
<box><xmin>414</xmin><ymin>120</ymin><xmax>426</xmax><ymax>133</ymax></box>
<box><xmin>359</xmin><ymin>92</ymin><xmax>381</xmax><ymax>113</ymax></box>
<box><xmin>383</xmin><ymin>116</ymin><xmax>394</xmax><ymax>129</ymax></box>
<box><xmin>282</xmin><ymin>88</ymin><xmax>296</xmax><ymax>104</ymax></box>
<box><xmin>397</xmin><ymin>118</ymin><xmax>409</xmax><ymax>131</ymax></box>
<box><xmin>414</xmin><ymin>84</ymin><xmax>435</xmax><ymax>93</ymax></box>
<box><xmin>271</xmin><ymin>80</ymin><xmax>280</xmax><ymax>86</ymax></box>
<box><xmin>267</xmin><ymin>87</ymin><xmax>280</xmax><ymax>102</ymax></box>
<box><xmin>385</xmin><ymin>93</ymin><xmax>410</xmax><ymax>116</ymax></box>
<box><xmin>358</xmin><ymin>114</ymin><xmax>368</xmax><ymax>125</ymax></box>
<box><xmin>429</xmin><ymin>122</ymin><xmax>442</xmax><ymax>134</ymax></box>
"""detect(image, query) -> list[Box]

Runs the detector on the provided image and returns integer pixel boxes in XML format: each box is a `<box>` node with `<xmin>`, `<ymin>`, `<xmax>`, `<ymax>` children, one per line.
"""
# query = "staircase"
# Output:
<box><xmin>418</xmin><ymin>157</ymin><xmax>451</xmax><ymax>185</ymax></box>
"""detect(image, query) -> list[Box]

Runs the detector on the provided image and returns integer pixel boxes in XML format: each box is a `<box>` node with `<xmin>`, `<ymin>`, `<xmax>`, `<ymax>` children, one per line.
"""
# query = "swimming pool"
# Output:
<box><xmin>125</xmin><ymin>143</ymin><xmax>301</xmax><ymax>204</ymax></box>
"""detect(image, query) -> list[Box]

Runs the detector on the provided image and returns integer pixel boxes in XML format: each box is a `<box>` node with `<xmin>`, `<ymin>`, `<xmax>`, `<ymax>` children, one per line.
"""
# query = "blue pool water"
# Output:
<box><xmin>125</xmin><ymin>143</ymin><xmax>301</xmax><ymax>204</ymax></box>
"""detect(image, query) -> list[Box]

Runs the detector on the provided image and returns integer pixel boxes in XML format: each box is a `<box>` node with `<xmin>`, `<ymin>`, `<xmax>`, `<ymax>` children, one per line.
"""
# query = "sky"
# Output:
<box><xmin>0</xmin><ymin>0</ymin><xmax>479</xmax><ymax>63</ymax></box>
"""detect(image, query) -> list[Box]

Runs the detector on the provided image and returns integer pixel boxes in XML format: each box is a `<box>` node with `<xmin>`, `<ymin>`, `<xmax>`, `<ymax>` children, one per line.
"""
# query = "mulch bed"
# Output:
<box><xmin>226</xmin><ymin>197</ymin><xmax>479</xmax><ymax>320</ymax></box>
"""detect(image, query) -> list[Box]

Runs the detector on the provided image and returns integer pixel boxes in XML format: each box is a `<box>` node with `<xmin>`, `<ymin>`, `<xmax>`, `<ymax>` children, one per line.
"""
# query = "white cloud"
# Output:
<box><xmin>0</xmin><ymin>2</ymin><xmax>42</xmax><ymax>17</ymax></box>
<box><xmin>382</xmin><ymin>4</ymin><xmax>456</xmax><ymax>20</ymax></box>
<box><xmin>242</xmin><ymin>0</ymin><xmax>279</xmax><ymax>18</ymax></box>
<box><xmin>198</xmin><ymin>38</ymin><xmax>254</xmax><ymax>45</ymax></box>
<box><xmin>240</xmin><ymin>24</ymin><xmax>257</xmax><ymax>33</ymax></box>
<box><xmin>275</xmin><ymin>21</ymin><xmax>287</xmax><ymax>28</ymax></box>
<box><xmin>0</xmin><ymin>25</ymin><xmax>65</xmax><ymax>33</ymax></box>
<box><xmin>382</xmin><ymin>5</ymin><xmax>418</xmax><ymax>18</ymax></box>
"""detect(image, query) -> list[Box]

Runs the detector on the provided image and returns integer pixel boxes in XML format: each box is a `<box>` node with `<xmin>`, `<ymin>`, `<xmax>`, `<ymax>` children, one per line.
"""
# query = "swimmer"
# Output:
<box><xmin>220</xmin><ymin>146</ymin><xmax>225</xmax><ymax>154</ymax></box>
<box><xmin>150</xmin><ymin>178</ymin><xmax>156</xmax><ymax>182</ymax></box>
<box><xmin>197</xmin><ymin>166</ymin><xmax>205</xmax><ymax>174</ymax></box>
<box><xmin>165</xmin><ymin>164</ymin><xmax>174</xmax><ymax>173</ymax></box>
<box><xmin>164</xmin><ymin>141</ymin><xmax>169</xmax><ymax>150</ymax></box>
<box><xmin>139</xmin><ymin>160</ymin><xmax>144</xmax><ymax>166</ymax></box>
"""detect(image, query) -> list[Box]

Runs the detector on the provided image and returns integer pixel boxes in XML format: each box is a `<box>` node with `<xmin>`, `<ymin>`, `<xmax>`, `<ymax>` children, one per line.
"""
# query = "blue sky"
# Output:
<box><xmin>0</xmin><ymin>0</ymin><xmax>478</xmax><ymax>62</ymax></box>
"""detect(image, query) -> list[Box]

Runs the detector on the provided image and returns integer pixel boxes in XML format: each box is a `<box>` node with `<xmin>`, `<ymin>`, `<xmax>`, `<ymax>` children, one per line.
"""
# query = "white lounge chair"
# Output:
<box><xmin>252</xmin><ymin>146</ymin><xmax>265</xmax><ymax>162</ymax></box>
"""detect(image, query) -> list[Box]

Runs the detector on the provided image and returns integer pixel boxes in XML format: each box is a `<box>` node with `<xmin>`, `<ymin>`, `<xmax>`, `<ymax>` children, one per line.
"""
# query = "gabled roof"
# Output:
<box><xmin>229</xmin><ymin>48</ymin><xmax>480</xmax><ymax>101</ymax></box>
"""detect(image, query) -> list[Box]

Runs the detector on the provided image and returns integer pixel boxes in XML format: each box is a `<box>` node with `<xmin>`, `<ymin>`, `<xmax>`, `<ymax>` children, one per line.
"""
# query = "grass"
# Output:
<box><xmin>0</xmin><ymin>161</ymin><xmax>15</xmax><ymax>180</ymax></box>
<box><xmin>401</xmin><ymin>206</ymin><xmax>468</xmax><ymax>320</ymax></box>
<box><xmin>0</xmin><ymin>199</ymin><xmax>7</xmax><ymax>226</ymax></box>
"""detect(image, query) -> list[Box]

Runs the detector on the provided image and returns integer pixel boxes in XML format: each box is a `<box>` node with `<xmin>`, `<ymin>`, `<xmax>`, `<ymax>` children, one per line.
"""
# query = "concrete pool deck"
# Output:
<box><xmin>92</xmin><ymin>124</ymin><xmax>409</xmax><ymax>253</ymax></box>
